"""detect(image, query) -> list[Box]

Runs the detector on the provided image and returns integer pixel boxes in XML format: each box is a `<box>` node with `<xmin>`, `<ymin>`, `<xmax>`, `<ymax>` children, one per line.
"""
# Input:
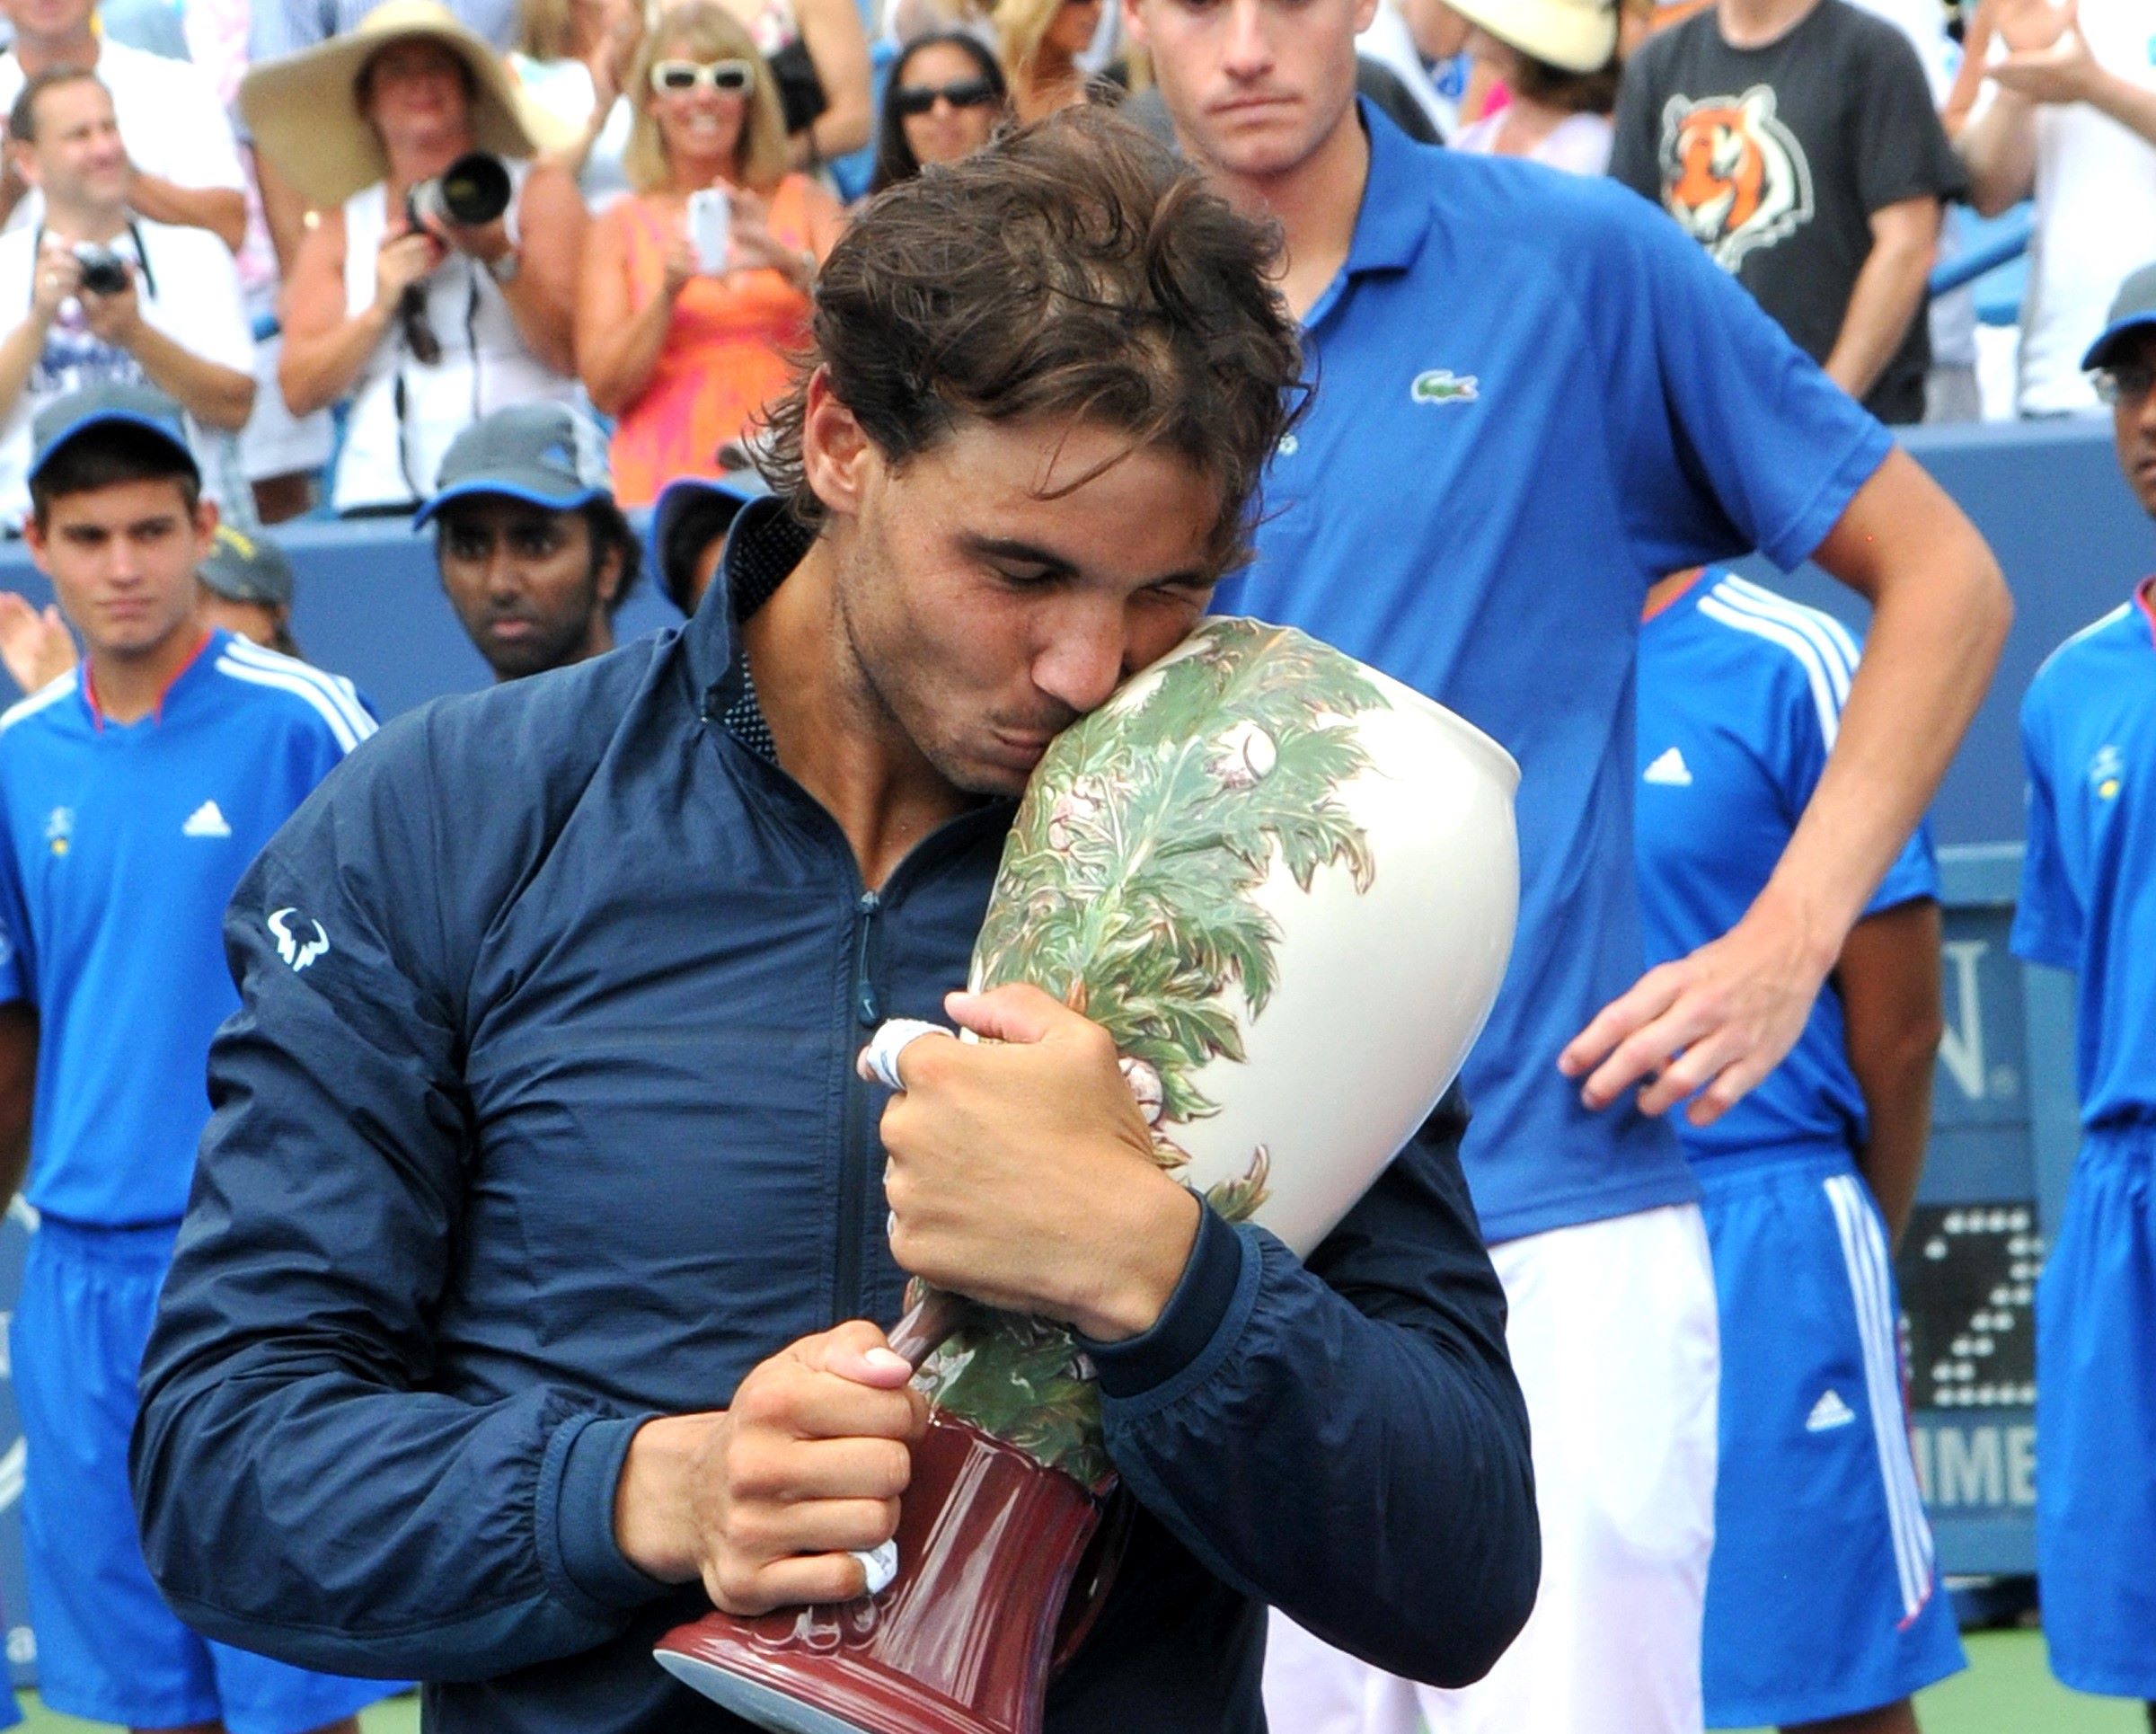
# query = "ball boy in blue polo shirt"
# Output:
<box><xmin>2012</xmin><ymin>264</ymin><xmax>2156</xmax><ymax>1715</ymax></box>
<box><xmin>1638</xmin><ymin>568</ymin><xmax>1964</xmax><ymax>1733</ymax></box>
<box><xmin>0</xmin><ymin>386</ymin><xmax>393</xmax><ymax>1734</ymax></box>
<box><xmin>1127</xmin><ymin>0</ymin><xmax>2010</xmax><ymax>1723</ymax></box>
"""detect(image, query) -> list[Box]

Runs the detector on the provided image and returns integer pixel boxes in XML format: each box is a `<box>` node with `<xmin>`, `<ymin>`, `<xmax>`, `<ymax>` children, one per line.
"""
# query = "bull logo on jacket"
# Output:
<box><xmin>1657</xmin><ymin>85</ymin><xmax>1815</xmax><ymax>271</ymax></box>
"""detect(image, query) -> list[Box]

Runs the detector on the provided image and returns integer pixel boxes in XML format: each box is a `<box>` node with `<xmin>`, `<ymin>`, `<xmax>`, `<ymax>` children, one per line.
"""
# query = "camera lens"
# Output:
<box><xmin>411</xmin><ymin>152</ymin><xmax>512</xmax><ymax>230</ymax></box>
<box><xmin>72</xmin><ymin>245</ymin><xmax>128</xmax><ymax>296</ymax></box>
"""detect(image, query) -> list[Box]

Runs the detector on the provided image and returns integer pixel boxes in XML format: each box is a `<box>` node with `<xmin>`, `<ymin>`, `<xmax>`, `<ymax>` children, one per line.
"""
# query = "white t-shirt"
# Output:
<box><xmin>0</xmin><ymin>39</ymin><xmax>248</xmax><ymax>237</ymax></box>
<box><xmin>2016</xmin><ymin>0</ymin><xmax>2156</xmax><ymax>415</ymax></box>
<box><xmin>0</xmin><ymin>215</ymin><xmax>254</xmax><ymax>523</ymax></box>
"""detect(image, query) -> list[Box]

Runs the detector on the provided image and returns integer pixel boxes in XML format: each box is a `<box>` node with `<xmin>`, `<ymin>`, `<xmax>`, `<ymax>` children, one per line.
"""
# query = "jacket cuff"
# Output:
<box><xmin>1082</xmin><ymin>1204</ymin><xmax>1247</xmax><ymax>1401</ymax></box>
<box><xmin>539</xmin><ymin>1412</ymin><xmax>672</xmax><ymax>1614</ymax></box>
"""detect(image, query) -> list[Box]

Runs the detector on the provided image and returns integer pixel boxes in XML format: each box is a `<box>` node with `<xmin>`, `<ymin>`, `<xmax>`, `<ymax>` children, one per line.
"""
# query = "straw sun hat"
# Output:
<box><xmin>1442</xmin><ymin>0</ymin><xmax>1619</xmax><ymax>73</ymax></box>
<box><xmin>238</xmin><ymin>0</ymin><xmax>573</xmax><ymax>208</ymax></box>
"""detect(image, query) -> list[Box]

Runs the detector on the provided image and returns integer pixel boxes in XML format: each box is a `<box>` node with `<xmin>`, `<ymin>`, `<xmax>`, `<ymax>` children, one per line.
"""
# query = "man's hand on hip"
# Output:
<box><xmin>614</xmin><ymin>1322</ymin><xmax>926</xmax><ymax>1615</ymax></box>
<box><xmin>1559</xmin><ymin>880</ymin><xmax>1841</xmax><ymax>1127</ymax></box>
<box><xmin>879</xmin><ymin>984</ymin><xmax>1202</xmax><ymax>1343</ymax></box>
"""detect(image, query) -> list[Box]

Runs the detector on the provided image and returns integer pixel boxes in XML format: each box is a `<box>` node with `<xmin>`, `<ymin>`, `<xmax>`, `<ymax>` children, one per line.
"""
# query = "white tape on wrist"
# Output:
<box><xmin>850</xmin><ymin>1539</ymin><xmax>898</xmax><ymax>1597</ymax></box>
<box><xmin>857</xmin><ymin>1018</ymin><xmax>956</xmax><ymax>1091</ymax></box>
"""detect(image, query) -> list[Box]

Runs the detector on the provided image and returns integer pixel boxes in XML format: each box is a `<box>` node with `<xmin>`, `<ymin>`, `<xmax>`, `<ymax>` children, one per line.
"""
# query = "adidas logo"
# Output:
<box><xmin>181</xmin><ymin>800</ymin><xmax>231</xmax><ymax>838</ymax></box>
<box><xmin>1805</xmin><ymin>1389</ymin><xmax>1856</xmax><ymax>1433</ymax></box>
<box><xmin>1643</xmin><ymin>747</ymin><xmax>1693</xmax><ymax>787</ymax></box>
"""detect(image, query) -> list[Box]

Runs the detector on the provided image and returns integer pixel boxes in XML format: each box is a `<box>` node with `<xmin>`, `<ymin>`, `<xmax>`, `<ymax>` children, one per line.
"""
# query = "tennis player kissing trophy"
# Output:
<box><xmin>657</xmin><ymin>616</ymin><xmax>1520</xmax><ymax>1734</ymax></box>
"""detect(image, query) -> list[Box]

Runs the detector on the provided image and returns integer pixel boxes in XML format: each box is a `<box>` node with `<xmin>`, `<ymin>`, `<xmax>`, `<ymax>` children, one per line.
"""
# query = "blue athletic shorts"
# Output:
<box><xmin>2037</xmin><ymin>1124</ymin><xmax>2156</xmax><ymax>1699</ymax></box>
<box><xmin>1698</xmin><ymin>1151</ymin><xmax>1965</xmax><ymax>1728</ymax></box>
<box><xmin>15</xmin><ymin>1216</ymin><xmax>399</xmax><ymax>1734</ymax></box>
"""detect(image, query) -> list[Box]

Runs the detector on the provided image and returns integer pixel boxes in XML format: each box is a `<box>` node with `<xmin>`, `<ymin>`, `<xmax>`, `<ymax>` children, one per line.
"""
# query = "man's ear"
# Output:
<box><xmin>595</xmin><ymin>532</ymin><xmax>626</xmax><ymax>607</ymax></box>
<box><xmin>21</xmin><ymin>512</ymin><xmax>48</xmax><ymax>574</ymax></box>
<box><xmin>1123</xmin><ymin>0</ymin><xmax>1152</xmax><ymax>49</ymax></box>
<box><xmin>11</xmin><ymin>139</ymin><xmax>41</xmax><ymax>195</ymax></box>
<box><xmin>192</xmin><ymin>494</ymin><xmax>221</xmax><ymax>558</ymax></box>
<box><xmin>800</xmin><ymin>367</ymin><xmax>879</xmax><ymax>521</ymax></box>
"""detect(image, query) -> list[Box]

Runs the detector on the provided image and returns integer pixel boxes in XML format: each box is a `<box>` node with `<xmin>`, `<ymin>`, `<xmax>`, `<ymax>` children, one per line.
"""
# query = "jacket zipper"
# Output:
<box><xmin>833</xmin><ymin>889</ymin><xmax>882</xmax><ymax>1321</ymax></box>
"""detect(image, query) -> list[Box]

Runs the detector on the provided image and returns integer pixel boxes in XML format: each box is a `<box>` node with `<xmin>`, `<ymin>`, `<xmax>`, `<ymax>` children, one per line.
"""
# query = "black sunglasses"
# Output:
<box><xmin>2094</xmin><ymin>363</ymin><xmax>2156</xmax><ymax>407</ymax></box>
<box><xmin>893</xmin><ymin>76</ymin><xmax>998</xmax><ymax>118</ymax></box>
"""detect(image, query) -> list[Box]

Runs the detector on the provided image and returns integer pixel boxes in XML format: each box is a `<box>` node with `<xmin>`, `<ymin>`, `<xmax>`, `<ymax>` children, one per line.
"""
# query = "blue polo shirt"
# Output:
<box><xmin>1636</xmin><ymin>571</ymin><xmax>1937</xmax><ymax>1163</ymax></box>
<box><xmin>0</xmin><ymin>632</ymin><xmax>375</xmax><ymax>1227</ymax></box>
<box><xmin>2011</xmin><ymin>582</ymin><xmax>2156</xmax><ymax>1133</ymax></box>
<box><xmin>1214</xmin><ymin>104</ymin><xmax>1892</xmax><ymax>1243</ymax></box>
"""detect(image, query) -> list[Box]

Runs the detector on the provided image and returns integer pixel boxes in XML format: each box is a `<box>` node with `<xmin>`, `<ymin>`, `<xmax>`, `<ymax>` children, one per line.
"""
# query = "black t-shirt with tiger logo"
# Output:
<box><xmin>1610</xmin><ymin>0</ymin><xmax>1966</xmax><ymax>425</ymax></box>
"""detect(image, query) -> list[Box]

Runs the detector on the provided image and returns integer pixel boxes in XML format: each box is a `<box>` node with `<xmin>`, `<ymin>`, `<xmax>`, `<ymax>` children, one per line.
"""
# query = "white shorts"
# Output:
<box><xmin>1263</xmin><ymin>1201</ymin><xmax>1720</xmax><ymax>1734</ymax></box>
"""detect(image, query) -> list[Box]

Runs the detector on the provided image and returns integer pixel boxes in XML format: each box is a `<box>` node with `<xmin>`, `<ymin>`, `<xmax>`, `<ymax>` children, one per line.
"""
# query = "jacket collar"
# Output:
<box><xmin>682</xmin><ymin>495</ymin><xmax>813</xmax><ymax>720</ymax></box>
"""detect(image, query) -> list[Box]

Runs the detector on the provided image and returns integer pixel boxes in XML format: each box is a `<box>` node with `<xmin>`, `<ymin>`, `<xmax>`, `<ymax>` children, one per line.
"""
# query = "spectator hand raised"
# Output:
<box><xmin>29</xmin><ymin>236</ymin><xmax>82</xmax><ymax>323</ymax></box>
<box><xmin>725</xmin><ymin>188</ymin><xmax>813</xmax><ymax>292</ymax></box>
<box><xmin>1990</xmin><ymin>0</ymin><xmax>2072</xmax><ymax>53</ymax></box>
<box><xmin>77</xmin><ymin>265</ymin><xmax>144</xmax><ymax>348</ymax></box>
<box><xmin>1989</xmin><ymin>0</ymin><xmax>2100</xmax><ymax>105</ymax></box>
<box><xmin>372</xmin><ymin>225</ymin><xmax>443</xmax><ymax>313</ymax></box>
<box><xmin>0</xmin><ymin>595</ymin><xmax>76</xmax><ymax>697</ymax></box>
<box><xmin>662</xmin><ymin>226</ymin><xmax>700</xmax><ymax>299</ymax></box>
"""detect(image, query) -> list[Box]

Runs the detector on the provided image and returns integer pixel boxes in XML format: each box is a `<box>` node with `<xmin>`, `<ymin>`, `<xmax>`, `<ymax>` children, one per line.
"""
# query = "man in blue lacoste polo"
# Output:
<box><xmin>0</xmin><ymin>385</ymin><xmax>394</xmax><ymax>1734</ymax></box>
<box><xmin>1126</xmin><ymin>0</ymin><xmax>2012</xmax><ymax>1721</ymax></box>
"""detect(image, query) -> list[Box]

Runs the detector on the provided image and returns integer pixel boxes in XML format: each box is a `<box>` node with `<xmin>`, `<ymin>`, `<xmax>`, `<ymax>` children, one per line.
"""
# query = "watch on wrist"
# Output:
<box><xmin>488</xmin><ymin>247</ymin><xmax>521</xmax><ymax>285</ymax></box>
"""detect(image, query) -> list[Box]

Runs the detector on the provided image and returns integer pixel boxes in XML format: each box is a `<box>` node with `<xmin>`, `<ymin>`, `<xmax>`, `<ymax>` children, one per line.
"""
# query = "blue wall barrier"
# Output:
<box><xmin>0</xmin><ymin>415</ymin><xmax>2142</xmax><ymax>1676</ymax></box>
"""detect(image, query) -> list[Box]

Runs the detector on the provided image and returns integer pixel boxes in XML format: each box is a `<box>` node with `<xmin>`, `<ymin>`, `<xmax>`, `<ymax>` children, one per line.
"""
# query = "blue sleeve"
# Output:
<box><xmin>131</xmin><ymin>712</ymin><xmax>669</xmax><ymax>1683</ymax></box>
<box><xmin>1589</xmin><ymin>191</ymin><xmax>1894</xmax><ymax>578</ymax></box>
<box><xmin>247</xmin><ymin>0</ymin><xmax>327</xmax><ymax>62</ymax></box>
<box><xmin>0</xmin><ymin>769</ymin><xmax>31</xmax><ymax>1008</ymax></box>
<box><xmin>2010</xmin><ymin>690</ymin><xmax>2081</xmax><ymax>970</ymax></box>
<box><xmin>1755</xmin><ymin>600</ymin><xmax>1939</xmax><ymax>916</ymax></box>
<box><xmin>1082</xmin><ymin>1088</ymin><xmax>1538</xmax><ymax>1688</ymax></box>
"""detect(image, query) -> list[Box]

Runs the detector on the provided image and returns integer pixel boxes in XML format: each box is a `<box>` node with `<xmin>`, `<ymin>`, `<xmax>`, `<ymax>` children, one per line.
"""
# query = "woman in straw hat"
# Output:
<box><xmin>574</xmin><ymin>0</ymin><xmax>840</xmax><ymax>508</ymax></box>
<box><xmin>1444</xmin><ymin>0</ymin><xmax>1621</xmax><ymax>173</ymax></box>
<box><xmin>244</xmin><ymin>0</ymin><xmax>588</xmax><ymax>516</ymax></box>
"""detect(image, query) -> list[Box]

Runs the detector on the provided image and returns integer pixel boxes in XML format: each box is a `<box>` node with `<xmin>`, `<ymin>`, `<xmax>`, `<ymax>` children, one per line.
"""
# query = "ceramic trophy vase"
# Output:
<box><xmin>657</xmin><ymin>617</ymin><xmax>1520</xmax><ymax>1734</ymax></box>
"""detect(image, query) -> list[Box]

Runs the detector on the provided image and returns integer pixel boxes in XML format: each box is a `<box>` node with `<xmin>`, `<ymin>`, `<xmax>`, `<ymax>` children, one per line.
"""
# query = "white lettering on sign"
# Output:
<box><xmin>1938</xmin><ymin>940</ymin><xmax>1990</xmax><ymax>1101</ymax></box>
<box><xmin>1913</xmin><ymin>1422</ymin><xmax>2038</xmax><ymax>1509</ymax></box>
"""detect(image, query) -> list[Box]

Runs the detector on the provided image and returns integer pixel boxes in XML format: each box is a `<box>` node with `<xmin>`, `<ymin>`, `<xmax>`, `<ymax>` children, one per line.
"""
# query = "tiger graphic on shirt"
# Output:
<box><xmin>1657</xmin><ymin>85</ymin><xmax>1816</xmax><ymax>271</ymax></box>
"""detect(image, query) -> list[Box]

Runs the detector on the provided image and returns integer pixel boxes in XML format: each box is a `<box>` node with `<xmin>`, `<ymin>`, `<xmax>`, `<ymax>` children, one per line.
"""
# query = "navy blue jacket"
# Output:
<box><xmin>132</xmin><ymin>505</ymin><xmax>1538</xmax><ymax>1734</ymax></box>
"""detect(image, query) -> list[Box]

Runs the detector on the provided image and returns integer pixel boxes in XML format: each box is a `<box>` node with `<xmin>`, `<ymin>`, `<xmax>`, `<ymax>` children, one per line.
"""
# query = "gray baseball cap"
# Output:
<box><xmin>198</xmin><ymin>522</ymin><xmax>295</xmax><ymax>607</ymax></box>
<box><xmin>29</xmin><ymin>383</ymin><xmax>198</xmax><ymax>487</ymax></box>
<box><xmin>414</xmin><ymin>402</ymin><xmax>614</xmax><ymax>527</ymax></box>
<box><xmin>2083</xmin><ymin>261</ymin><xmax>2156</xmax><ymax>371</ymax></box>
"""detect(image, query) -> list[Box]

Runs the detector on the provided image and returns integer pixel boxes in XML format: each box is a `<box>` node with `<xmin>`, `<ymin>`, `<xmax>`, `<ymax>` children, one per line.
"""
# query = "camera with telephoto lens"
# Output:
<box><xmin>405</xmin><ymin>151</ymin><xmax>512</xmax><ymax>231</ymax></box>
<box><xmin>71</xmin><ymin>243</ymin><xmax>129</xmax><ymax>296</ymax></box>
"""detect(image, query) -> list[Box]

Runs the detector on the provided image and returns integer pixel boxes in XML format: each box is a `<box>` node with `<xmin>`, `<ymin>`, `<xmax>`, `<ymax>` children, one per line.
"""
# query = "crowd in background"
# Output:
<box><xmin>0</xmin><ymin>0</ymin><xmax>2139</xmax><ymax>563</ymax></box>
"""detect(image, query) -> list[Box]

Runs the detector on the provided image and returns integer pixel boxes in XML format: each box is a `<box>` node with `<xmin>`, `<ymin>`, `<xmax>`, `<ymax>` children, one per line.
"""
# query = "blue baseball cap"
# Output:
<box><xmin>414</xmin><ymin>402</ymin><xmax>614</xmax><ymax>527</ymax></box>
<box><xmin>28</xmin><ymin>383</ymin><xmax>198</xmax><ymax>488</ymax></box>
<box><xmin>651</xmin><ymin>473</ymin><xmax>764</xmax><ymax>615</ymax></box>
<box><xmin>2082</xmin><ymin>261</ymin><xmax>2156</xmax><ymax>371</ymax></box>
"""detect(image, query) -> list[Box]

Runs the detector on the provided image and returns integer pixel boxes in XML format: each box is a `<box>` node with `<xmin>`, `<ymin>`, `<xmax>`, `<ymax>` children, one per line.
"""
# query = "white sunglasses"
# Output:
<box><xmin>649</xmin><ymin>58</ymin><xmax>756</xmax><ymax>95</ymax></box>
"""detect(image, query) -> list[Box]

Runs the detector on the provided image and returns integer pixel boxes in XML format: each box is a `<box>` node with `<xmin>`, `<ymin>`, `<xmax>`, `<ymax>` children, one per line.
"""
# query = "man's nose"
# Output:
<box><xmin>482</xmin><ymin>546</ymin><xmax>523</xmax><ymax>597</ymax></box>
<box><xmin>1031</xmin><ymin>600</ymin><xmax>1129</xmax><ymax>717</ymax></box>
<box><xmin>1221</xmin><ymin>0</ymin><xmax>1275</xmax><ymax>77</ymax></box>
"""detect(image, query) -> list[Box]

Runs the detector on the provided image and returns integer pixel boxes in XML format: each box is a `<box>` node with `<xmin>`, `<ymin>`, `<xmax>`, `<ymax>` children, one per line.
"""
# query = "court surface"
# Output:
<box><xmin>4</xmin><ymin>1628</ymin><xmax>2147</xmax><ymax>1731</ymax></box>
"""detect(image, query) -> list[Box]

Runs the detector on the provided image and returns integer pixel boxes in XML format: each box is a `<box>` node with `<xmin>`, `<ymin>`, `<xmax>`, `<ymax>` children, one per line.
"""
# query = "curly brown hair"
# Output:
<box><xmin>757</xmin><ymin>107</ymin><xmax>1304</xmax><ymax>579</ymax></box>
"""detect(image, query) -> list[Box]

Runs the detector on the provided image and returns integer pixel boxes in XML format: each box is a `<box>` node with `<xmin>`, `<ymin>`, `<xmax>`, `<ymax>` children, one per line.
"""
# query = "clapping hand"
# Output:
<box><xmin>0</xmin><ymin>594</ymin><xmax>76</xmax><ymax>697</ymax></box>
<box><xmin>29</xmin><ymin>234</ymin><xmax>81</xmax><ymax>323</ymax></box>
<box><xmin>724</xmin><ymin>188</ymin><xmax>812</xmax><ymax>290</ymax></box>
<box><xmin>1988</xmin><ymin>0</ymin><xmax>2100</xmax><ymax>104</ymax></box>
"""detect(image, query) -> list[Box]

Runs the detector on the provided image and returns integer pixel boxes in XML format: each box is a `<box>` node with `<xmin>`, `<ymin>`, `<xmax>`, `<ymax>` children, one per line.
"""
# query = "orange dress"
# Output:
<box><xmin>604</xmin><ymin>176</ymin><xmax>816</xmax><ymax>507</ymax></box>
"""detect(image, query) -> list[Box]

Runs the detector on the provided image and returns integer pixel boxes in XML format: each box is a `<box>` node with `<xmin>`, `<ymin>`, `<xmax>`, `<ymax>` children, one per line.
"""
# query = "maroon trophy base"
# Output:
<box><xmin>656</xmin><ymin>1411</ymin><xmax>1105</xmax><ymax>1734</ymax></box>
